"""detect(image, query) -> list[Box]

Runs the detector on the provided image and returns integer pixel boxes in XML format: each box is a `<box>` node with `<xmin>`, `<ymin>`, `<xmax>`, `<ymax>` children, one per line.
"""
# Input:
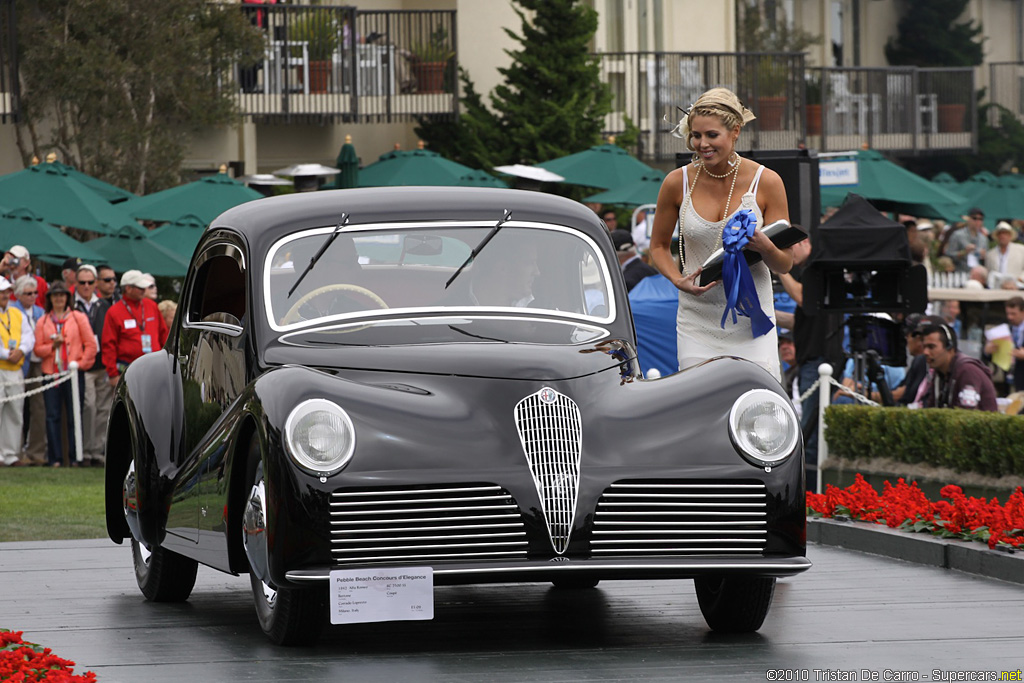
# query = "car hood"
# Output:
<box><xmin>263</xmin><ymin>338</ymin><xmax>635</xmax><ymax>382</ymax></box>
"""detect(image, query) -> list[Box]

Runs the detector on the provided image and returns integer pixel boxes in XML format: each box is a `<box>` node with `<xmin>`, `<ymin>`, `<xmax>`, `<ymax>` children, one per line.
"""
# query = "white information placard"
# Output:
<box><xmin>329</xmin><ymin>567</ymin><xmax>434</xmax><ymax>625</ymax></box>
<box><xmin>819</xmin><ymin>160</ymin><xmax>859</xmax><ymax>186</ymax></box>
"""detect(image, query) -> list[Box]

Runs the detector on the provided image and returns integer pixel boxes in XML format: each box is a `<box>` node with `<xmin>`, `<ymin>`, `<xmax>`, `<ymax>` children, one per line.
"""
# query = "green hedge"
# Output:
<box><xmin>824</xmin><ymin>405</ymin><xmax>1024</xmax><ymax>478</ymax></box>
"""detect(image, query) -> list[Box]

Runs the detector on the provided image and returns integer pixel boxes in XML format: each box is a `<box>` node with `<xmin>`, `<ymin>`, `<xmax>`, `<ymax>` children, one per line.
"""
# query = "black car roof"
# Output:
<box><xmin>211</xmin><ymin>187</ymin><xmax>610</xmax><ymax>250</ymax></box>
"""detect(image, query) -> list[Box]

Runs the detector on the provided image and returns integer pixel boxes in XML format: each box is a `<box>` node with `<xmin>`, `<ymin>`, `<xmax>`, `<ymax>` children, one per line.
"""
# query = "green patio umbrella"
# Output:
<box><xmin>819</xmin><ymin>150</ymin><xmax>967</xmax><ymax>221</ymax></box>
<box><xmin>146</xmin><ymin>214</ymin><xmax>207</xmax><ymax>264</ymax></box>
<box><xmin>931</xmin><ymin>171</ymin><xmax>959</xmax><ymax>188</ymax></box>
<box><xmin>0</xmin><ymin>208</ymin><xmax>104</xmax><ymax>262</ymax></box>
<box><xmin>583</xmin><ymin>171</ymin><xmax>666</xmax><ymax>207</ymax></box>
<box><xmin>454</xmin><ymin>169</ymin><xmax>509</xmax><ymax>188</ymax></box>
<box><xmin>43</xmin><ymin>161</ymin><xmax>136</xmax><ymax>204</ymax></box>
<box><xmin>535</xmin><ymin>143</ymin><xmax>658</xmax><ymax>190</ymax></box>
<box><xmin>329</xmin><ymin>135</ymin><xmax>360</xmax><ymax>189</ymax></box>
<box><xmin>958</xmin><ymin>177</ymin><xmax>1024</xmax><ymax>227</ymax></box>
<box><xmin>0</xmin><ymin>162</ymin><xmax>138</xmax><ymax>234</ymax></box>
<box><xmin>357</xmin><ymin>148</ymin><xmax>477</xmax><ymax>187</ymax></box>
<box><xmin>119</xmin><ymin>172</ymin><xmax>262</xmax><ymax>224</ymax></box>
<box><xmin>86</xmin><ymin>223</ymin><xmax>190</xmax><ymax>277</ymax></box>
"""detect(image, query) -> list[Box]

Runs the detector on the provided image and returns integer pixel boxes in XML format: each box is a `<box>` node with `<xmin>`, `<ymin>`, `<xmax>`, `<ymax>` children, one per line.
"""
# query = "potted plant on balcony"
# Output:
<box><xmin>409</xmin><ymin>26</ymin><xmax>454</xmax><ymax>94</ymax></box>
<box><xmin>753</xmin><ymin>57</ymin><xmax>788</xmax><ymax>130</ymax></box>
<box><xmin>934</xmin><ymin>73</ymin><xmax>971</xmax><ymax>133</ymax></box>
<box><xmin>289</xmin><ymin>14</ymin><xmax>339</xmax><ymax>94</ymax></box>
<box><xmin>805</xmin><ymin>73</ymin><xmax>822</xmax><ymax>136</ymax></box>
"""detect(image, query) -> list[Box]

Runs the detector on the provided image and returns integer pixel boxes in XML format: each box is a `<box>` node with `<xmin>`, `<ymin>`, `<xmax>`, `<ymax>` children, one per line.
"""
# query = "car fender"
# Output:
<box><xmin>105</xmin><ymin>350</ymin><xmax>184</xmax><ymax>548</ymax></box>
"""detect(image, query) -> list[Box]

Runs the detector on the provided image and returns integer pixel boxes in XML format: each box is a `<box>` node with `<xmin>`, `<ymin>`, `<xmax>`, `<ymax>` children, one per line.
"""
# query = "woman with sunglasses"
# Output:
<box><xmin>34</xmin><ymin>281</ymin><xmax>97</xmax><ymax>466</ymax></box>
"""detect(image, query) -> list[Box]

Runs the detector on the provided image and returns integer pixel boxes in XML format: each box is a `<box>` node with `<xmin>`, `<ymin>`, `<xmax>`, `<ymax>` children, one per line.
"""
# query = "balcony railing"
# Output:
<box><xmin>0</xmin><ymin>0</ymin><xmax>18</xmax><ymax>123</ymax></box>
<box><xmin>988</xmin><ymin>62</ymin><xmax>1024</xmax><ymax>127</ymax></box>
<box><xmin>807</xmin><ymin>66</ymin><xmax>976</xmax><ymax>154</ymax></box>
<box><xmin>235</xmin><ymin>5</ymin><xmax>457</xmax><ymax>124</ymax></box>
<box><xmin>597</xmin><ymin>52</ymin><xmax>976</xmax><ymax>161</ymax></box>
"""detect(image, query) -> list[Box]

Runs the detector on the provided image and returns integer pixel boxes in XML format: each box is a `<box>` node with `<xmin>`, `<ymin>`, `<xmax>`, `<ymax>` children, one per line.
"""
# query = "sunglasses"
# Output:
<box><xmin>77</xmin><ymin>279</ymin><xmax>96</xmax><ymax>285</ymax></box>
<box><xmin>99</xmin><ymin>277</ymin><xmax>116</xmax><ymax>282</ymax></box>
<box><xmin>20</xmin><ymin>290</ymin><xmax>38</xmax><ymax>296</ymax></box>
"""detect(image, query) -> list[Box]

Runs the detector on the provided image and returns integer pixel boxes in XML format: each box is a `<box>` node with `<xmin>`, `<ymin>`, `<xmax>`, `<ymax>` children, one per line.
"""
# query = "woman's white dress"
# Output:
<box><xmin>676</xmin><ymin>163</ymin><xmax>780</xmax><ymax>380</ymax></box>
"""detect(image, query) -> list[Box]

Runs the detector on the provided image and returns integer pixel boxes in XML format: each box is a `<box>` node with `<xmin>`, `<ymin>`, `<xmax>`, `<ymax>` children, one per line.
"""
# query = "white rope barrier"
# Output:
<box><xmin>797</xmin><ymin>363</ymin><xmax>880</xmax><ymax>494</ymax></box>
<box><xmin>0</xmin><ymin>365</ymin><xmax>83</xmax><ymax>465</ymax></box>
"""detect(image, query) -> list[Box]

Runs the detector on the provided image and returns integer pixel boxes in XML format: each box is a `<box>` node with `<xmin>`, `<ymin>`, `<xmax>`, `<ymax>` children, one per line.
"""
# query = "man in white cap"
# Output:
<box><xmin>1</xmin><ymin>245</ymin><xmax>48</xmax><ymax>308</ymax></box>
<box><xmin>0</xmin><ymin>276</ymin><xmax>35</xmax><ymax>466</ymax></box>
<box><xmin>101</xmin><ymin>270</ymin><xmax>169</xmax><ymax>388</ymax></box>
<box><xmin>984</xmin><ymin>221</ymin><xmax>1024</xmax><ymax>289</ymax></box>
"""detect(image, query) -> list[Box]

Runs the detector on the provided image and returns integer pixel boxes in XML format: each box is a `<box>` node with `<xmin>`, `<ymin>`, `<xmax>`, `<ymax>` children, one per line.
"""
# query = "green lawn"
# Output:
<box><xmin>0</xmin><ymin>468</ymin><xmax>107</xmax><ymax>542</ymax></box>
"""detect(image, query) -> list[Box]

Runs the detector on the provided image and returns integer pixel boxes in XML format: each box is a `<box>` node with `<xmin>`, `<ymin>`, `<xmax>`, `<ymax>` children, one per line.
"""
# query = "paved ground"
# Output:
<box><xmin>1</xmin><ymin>538</ymin><xmax>1022</xmax><ymax>683</ymax></box>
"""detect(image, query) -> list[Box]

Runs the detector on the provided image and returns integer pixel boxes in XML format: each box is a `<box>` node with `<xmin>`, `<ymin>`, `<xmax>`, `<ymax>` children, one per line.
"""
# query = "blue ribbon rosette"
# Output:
<box><xmin>719</xmin><ymin>209</ymin><xmax>774</xmax><ymax>338</ymax></box>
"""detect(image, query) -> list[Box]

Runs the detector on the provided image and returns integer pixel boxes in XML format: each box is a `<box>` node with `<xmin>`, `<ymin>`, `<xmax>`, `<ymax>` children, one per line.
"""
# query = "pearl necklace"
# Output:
<box><xmin>678</xmin><ymin>156</ymin><xmax>742</xmax><ymax>272</ymax></box>
<box><xmin>695</xmin><ymin>152</ymin><xmax>740</xmax><ymax>179</ymax></box>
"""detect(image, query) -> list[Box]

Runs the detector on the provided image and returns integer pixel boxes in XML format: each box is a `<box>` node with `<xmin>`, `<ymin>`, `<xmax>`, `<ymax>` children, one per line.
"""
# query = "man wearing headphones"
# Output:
<box><xmin>918</xmin><ymin>322</ymin><xmax>997</xmax><ymax>411</ymax></box>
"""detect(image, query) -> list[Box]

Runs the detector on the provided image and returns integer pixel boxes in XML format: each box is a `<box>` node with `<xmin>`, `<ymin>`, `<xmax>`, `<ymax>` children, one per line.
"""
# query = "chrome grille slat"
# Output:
<box><xmin>514</xmin><ymin>388</ymin><xmax>582</xmax><ymax>554</ymax></box>
<box><xmin>330</xmin><ymin>550</ymin><xmax>527</xmax><ymax>562</ymax></box>
<box><xmin>328</xmin><ymin>504</ymin><xmax>519</xmax><ymax>515</ymax></box>
<box><xmin>331</xmin><ymin>514</ymin><xmax>517</xmax><ymax>525</ymax></box>
<box><xmin>330</xmin><ymin>533</ymin><xmax>526</xmax><ymax>543</ymax></box>
<box><xmin>330</xmin><ymin>484</ymin><xmax>527</xmax><ymax>566</ymax></box>
<box><xmin>593</xmin><ymin>524</ymin><xmax>770</xmax><ymax>528</ymax></box>
<box><xmin>592</xmin><ymin>481</ymin><xmax>770</xmax><ymax>556</ymax></box>
<box><xmin>333</xmin><ymin>486</ymin><xmax>504</xmax><ymax>497</ymax></box>
<box><xmin>331</xmin><ymin>495</ymin><xmax>513</xmax><ymax>507</ymax></box>
<box><xmin>331</xmin><ymin>523</ymin><xmax>522</xmax><ymax>534</ymax></box>
<box><xmin>600</xmin><ymin>502</ymin><xmax>765</xmax><ymax>508</ymax></box>
<box><xmin>592</xmin><ymin>546</ymin><xmax>765</xmax><ymax>554</ymax></box>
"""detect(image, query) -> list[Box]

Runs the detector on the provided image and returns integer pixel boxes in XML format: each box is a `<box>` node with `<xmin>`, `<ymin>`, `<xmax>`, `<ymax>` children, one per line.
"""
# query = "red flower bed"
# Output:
<box><xmin>807</xmin><ymin>474</ymin><xmax>1024</xmax><ymax>550</ymax></box>
<box><xmin>0</xmin><ymin>630</ymin><xmax>96</xmax><ymax>682</ymax></box>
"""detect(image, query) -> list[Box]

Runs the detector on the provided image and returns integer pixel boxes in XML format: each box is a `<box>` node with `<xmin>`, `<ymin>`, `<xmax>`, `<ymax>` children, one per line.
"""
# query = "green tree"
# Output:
<box><xmin>885</xmin><ymin>0</ymin><xmax>983</xmax><ymax>67</ymax></box>
<box><xmin>417</xmin><ymin>0</ymin><xmax>611</xmax><ymax>169</ymax></box>
<box><xmin>736</xmin><ymin>1</ymin><xmax>821</xmax><ymax>54</ymax></box>
<box><xmin>14</xmin><ymin>0</ymin><xmax>263</xmax><ymax>194</ymax></box>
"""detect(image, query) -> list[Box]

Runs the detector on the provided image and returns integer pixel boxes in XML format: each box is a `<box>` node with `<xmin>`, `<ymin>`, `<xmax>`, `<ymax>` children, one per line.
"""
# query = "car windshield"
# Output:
<box><xmin>264</xmin><ymin>223</ymin><xmax>614</xmax><ymax>330</ymax></box>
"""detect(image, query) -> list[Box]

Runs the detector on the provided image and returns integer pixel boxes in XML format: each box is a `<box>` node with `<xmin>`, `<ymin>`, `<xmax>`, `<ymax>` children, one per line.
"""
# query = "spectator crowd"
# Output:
<box><xmin>0</xmin><ymin>246</ymin><xmax>171</xmax><ymax>467</ymax></box>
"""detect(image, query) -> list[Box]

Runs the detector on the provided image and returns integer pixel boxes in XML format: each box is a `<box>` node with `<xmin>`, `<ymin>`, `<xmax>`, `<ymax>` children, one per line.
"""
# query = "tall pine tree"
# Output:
<box><xmin>885</xmin><ymin>0</ymin><xmax>983</xmax><ymax>67</ymax></box>
<box><xmin>417</xmin><ymin>0</ymin><xmax>611</xmax><ymax>169</ymax></box>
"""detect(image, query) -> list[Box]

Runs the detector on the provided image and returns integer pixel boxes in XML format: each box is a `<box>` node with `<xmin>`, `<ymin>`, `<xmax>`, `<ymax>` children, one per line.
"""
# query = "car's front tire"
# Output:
<box><xmin>244</xmin><ymin>443</ymin><xmax>326</xmax><ymax>646</ymax></box>
<box><xmin>132</xmin><ymin>538</ymin><xmax>198</xmax><ymax>602</ymax></box>
<box><xmin>694</xmin><ymin>575</ymin><xmax>776</xmax><ymax>633</ymax></box>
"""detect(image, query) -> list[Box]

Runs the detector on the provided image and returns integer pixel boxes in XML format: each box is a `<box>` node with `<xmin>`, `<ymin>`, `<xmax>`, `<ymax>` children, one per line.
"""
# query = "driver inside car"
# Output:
<box><xmin>467</xmin><ymin>236</ymin><xmax>541</xmax><ymax>308</ymax></box>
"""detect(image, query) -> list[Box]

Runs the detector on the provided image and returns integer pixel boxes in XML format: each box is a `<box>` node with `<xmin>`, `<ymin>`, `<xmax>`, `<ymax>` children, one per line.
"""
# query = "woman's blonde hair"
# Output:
<box><xmin>670</xmin><ymin>87</ymin><xmax>756</xmax><ymax>152</ymax></box>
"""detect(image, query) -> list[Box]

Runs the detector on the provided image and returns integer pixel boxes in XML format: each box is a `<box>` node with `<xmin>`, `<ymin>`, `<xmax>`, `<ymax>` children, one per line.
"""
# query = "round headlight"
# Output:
<box><xmin>728</xmin><ymin>389</ymin><xmax>799</xmax><ymax>467</ymax></box>
<box><xmin>283</xmin><ymin>399</ymin><xmax>356</xmax><ymax>475</ymax></box>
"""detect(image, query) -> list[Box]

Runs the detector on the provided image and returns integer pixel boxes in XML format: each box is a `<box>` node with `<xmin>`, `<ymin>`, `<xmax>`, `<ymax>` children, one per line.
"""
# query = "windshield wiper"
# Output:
<box><xmin>288</xmin><ymin>213</ymin><xmax>350</xmax><ymax>298</ymax></box>
<box><xmin>445</xmin><ymin>209</ymin><xmax>512</xmax><ymax>289</ymax></box>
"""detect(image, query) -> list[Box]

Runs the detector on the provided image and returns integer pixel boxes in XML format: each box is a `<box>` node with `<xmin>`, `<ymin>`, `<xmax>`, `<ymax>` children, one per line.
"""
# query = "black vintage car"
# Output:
<box><xmin>105</xmin><ymin>187</ymin><xmax>809</xmax><ymax>645</ymax></box>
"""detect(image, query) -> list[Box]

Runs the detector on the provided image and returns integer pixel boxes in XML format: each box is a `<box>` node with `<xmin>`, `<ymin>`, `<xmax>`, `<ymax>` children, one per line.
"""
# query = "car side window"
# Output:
<box><xmin>187</xmin><ymin>247</ymin><xmax>246</xmax><ymax>329</ymax></box>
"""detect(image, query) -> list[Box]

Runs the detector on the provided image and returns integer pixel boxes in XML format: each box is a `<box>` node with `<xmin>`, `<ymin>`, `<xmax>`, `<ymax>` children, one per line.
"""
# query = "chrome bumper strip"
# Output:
<box><xmin>285</xmin><ymin>557</ymin><xmax>812</xmax><ymax>582</ymax></box>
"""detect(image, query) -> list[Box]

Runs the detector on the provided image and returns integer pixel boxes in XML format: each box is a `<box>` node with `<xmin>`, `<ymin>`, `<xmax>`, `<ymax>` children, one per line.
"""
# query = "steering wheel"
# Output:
<box><xmin>281</xmin><ymin>284</ymin><xmax>388</xmax><ymax>325</ymax></box>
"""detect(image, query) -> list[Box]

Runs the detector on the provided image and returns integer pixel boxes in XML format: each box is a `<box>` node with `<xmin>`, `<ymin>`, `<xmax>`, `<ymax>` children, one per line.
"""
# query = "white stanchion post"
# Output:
<box><xmin>816</xmin><ymin>362</ymin><xmax>833</xmax><ymax>495</ymax></box>
<box><xmin>70</xmin><ymin>362</ymin><xmax>83</xmax><ymax>464</ymax></box>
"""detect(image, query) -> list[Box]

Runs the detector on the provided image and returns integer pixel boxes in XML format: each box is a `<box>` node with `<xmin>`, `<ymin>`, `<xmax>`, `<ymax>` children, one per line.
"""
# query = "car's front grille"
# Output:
<box><xmin>329</xmin><ymin>484</ymin><xmax>528</xmax><ymax>565</ymax></box>
<box><xmin>590</xmin><ymin>481</ymin><xmax>768</xmax><ymax>555</ymax></box>
<box><xmin>513</xmin><ymin>388</ymin><xmax>583</xmax><ymax>554</ymax></box>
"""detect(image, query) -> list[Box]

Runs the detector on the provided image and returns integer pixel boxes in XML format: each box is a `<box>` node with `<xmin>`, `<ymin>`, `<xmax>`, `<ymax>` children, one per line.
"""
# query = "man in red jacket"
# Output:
<box><xmin>101</xmin><ymin>270</ymin><xmax>168</xmax><ymax>388</ymax></box>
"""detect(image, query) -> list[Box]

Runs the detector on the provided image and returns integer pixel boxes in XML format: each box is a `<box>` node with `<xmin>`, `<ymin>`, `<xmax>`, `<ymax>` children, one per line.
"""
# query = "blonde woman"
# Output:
<box><xmin>649</xmin><ymin>87</ymin><xmax>793</xmax><ymax>380</ymax></box>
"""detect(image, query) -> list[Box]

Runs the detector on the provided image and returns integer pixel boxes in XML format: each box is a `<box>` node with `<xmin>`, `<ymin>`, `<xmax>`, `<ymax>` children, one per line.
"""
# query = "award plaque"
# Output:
<box><xmin>698</xmin><ymin>219</ymin><xmax>808</xmax><ymax>286</ymax></box>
